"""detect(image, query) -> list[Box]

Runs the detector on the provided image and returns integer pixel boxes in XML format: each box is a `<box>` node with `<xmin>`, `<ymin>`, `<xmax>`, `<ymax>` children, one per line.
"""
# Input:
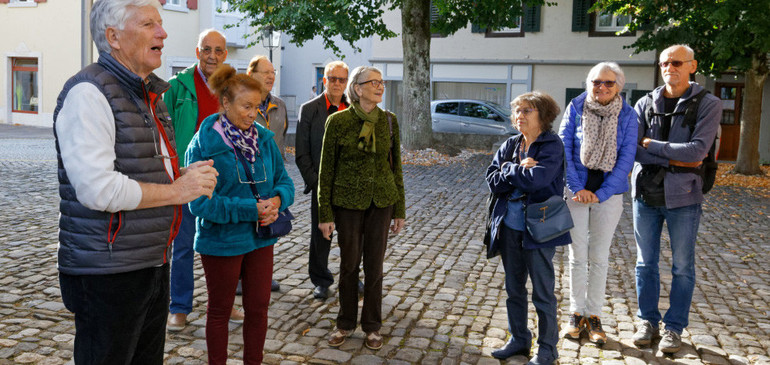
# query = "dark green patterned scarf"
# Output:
<box><xmin>351</xmin><ymin>102</ymin><xmax>379</xmax><ymax>153</ymax></box>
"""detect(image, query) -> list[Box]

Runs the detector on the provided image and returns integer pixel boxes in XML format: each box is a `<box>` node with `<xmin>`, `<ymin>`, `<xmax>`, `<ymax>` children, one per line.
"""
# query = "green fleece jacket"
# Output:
<box><xmin>164</xmin><ymin>64</ymin><xmax>200</xmax><ymax>167</ymax></box>
<box><xmin>317</xmin><ymin>107</ymin><xmax>406</xmax><ymax>223</ymax></box>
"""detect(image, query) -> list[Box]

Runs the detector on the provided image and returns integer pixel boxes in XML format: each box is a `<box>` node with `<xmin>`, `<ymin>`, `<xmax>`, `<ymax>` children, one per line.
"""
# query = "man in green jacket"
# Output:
<box><xmin>164</xmin><ymin>29</ymin><xmax>244</xmax><ymax>331</ymax></box>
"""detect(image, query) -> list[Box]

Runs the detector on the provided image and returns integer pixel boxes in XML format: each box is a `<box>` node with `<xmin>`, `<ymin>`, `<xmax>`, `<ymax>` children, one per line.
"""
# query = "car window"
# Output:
<box><xmin>462</xmin><ymin>103</ymin><xmax>495</xmax><ymax>119</ymax></box>
<box><xmin>434</xmin><ymin>102</ymin><xmax>460</xmax><ymax>115</ymax></box>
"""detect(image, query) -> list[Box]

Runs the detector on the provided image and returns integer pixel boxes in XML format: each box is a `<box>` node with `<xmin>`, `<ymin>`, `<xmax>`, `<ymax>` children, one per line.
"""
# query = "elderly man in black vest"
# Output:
<box><xmin>53</xmin><ymin>1</ymin><xmax>217</xmax><ymax>363</ymax></box>
<box><xmin>296</xmin><ymin>61</ymin><xmax>357</xmax><ymax>299</ymax></box>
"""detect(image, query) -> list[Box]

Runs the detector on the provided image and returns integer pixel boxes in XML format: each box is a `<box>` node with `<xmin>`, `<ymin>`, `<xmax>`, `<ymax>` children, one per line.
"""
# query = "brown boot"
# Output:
<box><xmin>563</xmin><ymin>312</ymin><xmax>585</xmax><ymax>339</ymax></box>
<box><xmin>586</xmin><ymin>315</ymin><xmax>607</xmax><ymax>344</ymax></box>
<box><xmin>229</xmin><ymin>307</ymin><xmax>245</xmax><ymax>324</ymax></box>
<box><xmin>167</xmin><ymin>313</ymin><xmax>187</xmax><ymax>332</ymax></box>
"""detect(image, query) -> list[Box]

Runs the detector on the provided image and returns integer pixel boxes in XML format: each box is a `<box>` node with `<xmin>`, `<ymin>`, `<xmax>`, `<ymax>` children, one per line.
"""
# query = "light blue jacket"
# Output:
<box><xmin>559</xmin><ymin>92</ymin><xmax>638</xmax><ymax>203</ymax></box>
<box><xmin>186</xmin><ymin>113</ymin><xmax>295</xmax><ymax>256</ymax></box>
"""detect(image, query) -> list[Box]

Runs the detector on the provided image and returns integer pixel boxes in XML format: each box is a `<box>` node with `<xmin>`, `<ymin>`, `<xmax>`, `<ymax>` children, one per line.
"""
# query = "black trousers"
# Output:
<box><xmin>334</xmin><ymin>203</ymin><xmax>392</xmax><ymax>333</ymax></box>
<box><xmin>59</xmin><ymin>264</ymin><xmax>169</xmax><ymax>365</ymax></box>
<box><xmin>308</xmin><ymin>190</ymin><xmax>333</xmax><ymax>287</ymax></box>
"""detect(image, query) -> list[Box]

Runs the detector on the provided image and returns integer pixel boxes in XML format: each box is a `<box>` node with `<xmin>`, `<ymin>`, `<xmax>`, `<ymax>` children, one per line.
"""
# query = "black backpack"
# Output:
<box><xmin>642</xmin><ymin>89</ymin><xmax>721</xmax><ymax>194</ymax></box>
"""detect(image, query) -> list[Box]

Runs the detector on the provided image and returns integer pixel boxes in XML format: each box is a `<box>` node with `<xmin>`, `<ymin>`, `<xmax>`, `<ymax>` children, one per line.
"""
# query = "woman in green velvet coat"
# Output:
<box><xmin>317</xmin><ymin>66</ymin><xmax>406</xmax><ymax>351</ymax></box>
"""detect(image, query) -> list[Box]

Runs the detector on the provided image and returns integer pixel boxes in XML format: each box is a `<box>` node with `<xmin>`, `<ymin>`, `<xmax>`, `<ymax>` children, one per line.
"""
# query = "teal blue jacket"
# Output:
<box><xmin>186</xmin><ymin>114</ymin><xmax>295</xmax><ymax>256</ymax></box>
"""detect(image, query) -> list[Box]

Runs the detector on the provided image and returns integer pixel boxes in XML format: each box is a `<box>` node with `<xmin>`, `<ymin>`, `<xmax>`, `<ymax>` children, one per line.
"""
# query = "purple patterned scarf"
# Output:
<box><xmin>220</xmin><ymin>114</ymin><xmax>260</xmax><ymax>162</ymax></box>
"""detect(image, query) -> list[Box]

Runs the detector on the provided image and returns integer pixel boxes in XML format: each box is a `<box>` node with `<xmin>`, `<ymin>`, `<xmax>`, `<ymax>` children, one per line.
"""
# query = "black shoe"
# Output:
<box><xmin>313</xmin><ymin>286</ymin><xmax>329</xmax><ymax>299</ymax></box>
<box><xmin>271</xmin><ymin>280</ymin><xmax>280</xmax><ymax>292</ymax></box>
<box><xmin>491</xmin><ymin>340</ymin><xmax>530</xmax><ymax>360</ymax></box>
<box><xmin>357</xmin><ymin>280</ymin><xmax>364</xmax><ymax>295</ymax></box>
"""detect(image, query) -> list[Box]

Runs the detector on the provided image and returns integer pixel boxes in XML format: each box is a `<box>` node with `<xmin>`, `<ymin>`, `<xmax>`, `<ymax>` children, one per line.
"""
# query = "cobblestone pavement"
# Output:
<box><xmin>1</xmin><ymin>124</ymin><xmax>769</xmax><ymax>365</ymax></box>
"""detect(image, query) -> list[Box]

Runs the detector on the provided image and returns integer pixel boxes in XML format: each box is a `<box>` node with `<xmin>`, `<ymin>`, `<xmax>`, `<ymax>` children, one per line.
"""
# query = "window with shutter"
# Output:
<box><xmin>630</xmin><ymin>89</ymin><xmax>652</xmax><ymax>108</ymax></box>
<box><xmin>572</xmin><ymin>0</ymin><xmax>635</xmax><ymax>36</ymax></box>
<box><xmin>572</xmin><ymin>0</ymin><xmax>591</xmax><ymax>32</ymax></box>
<box><xmin>522</xmin><ymin>5</ymin><xmax>541</xmax><ymax>32</ymax></box>
<box><xmin>565</xmin><ymin>88</ymin><xmax>584</xmax><ymax>107</ymax></box>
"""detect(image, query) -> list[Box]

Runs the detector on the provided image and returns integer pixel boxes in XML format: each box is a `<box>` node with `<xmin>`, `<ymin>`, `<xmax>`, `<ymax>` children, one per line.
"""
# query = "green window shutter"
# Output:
<box><xmin>630</xmin><ymin>89</ymin><xmax>652</xmax><ymax>108</ymax></box>
<box><xmin>471</xmin><ymin>23</ymin><xmax>487</xmax><ymax>33</ymax></box>
<box><xmin>565</xmin><ymin>88</ymin><xmax>584</xmax><ymax>107</ymax></box>
<box><xmin>572</xmin><ymin>0</ymin><xmax>591</xmax><ymax>32</ymax></box>
<box><xmin>523</xmin><ymin>5</ymin><xmax>541</xmax><ymax>32</ymax></box>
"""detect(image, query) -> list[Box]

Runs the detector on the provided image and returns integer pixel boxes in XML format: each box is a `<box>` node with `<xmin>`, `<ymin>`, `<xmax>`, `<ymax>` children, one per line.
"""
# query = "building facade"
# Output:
<box><xmin>0</xmin><ymin>0</ymin><xmax>281</xmax><ymax>128</ymax></box>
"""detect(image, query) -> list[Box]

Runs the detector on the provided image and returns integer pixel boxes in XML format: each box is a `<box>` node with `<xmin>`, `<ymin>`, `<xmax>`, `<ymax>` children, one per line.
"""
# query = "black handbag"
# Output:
<box><xmin>235</xmin><ymin>148</ymin><xmax>294</xmax><ymax>239</ymax></box>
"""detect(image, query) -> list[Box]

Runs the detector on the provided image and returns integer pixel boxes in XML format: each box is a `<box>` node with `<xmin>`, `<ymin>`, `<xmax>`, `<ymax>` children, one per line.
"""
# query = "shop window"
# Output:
<box><xmin>12</xmin><ymin>58</ymin><xmax>39</xmax><ymax>114</ymax></box>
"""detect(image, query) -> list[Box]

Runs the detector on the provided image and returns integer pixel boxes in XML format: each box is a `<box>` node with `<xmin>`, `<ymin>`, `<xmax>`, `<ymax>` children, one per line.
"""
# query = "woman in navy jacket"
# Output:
<box><xmin>558</xmin><ymin>62</ymin><xmax>637</xmax><ymax>344</ymax></box>
<box><xmin>486</xmin><ymin>91</ymin><xmax>570</xmax><ymax>365</ymax></box>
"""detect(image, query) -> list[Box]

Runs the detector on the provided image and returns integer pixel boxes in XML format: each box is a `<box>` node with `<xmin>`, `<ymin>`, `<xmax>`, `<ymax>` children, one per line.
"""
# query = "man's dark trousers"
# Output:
<box><xmin>59</xmin><ymin>264</ymin><xmax>170</xmax><ymax>365</ymax></box>
<box><xmin>309</xmin><ymin>190</ymin><xmax>333</xmax><ymax>288</ymax></box>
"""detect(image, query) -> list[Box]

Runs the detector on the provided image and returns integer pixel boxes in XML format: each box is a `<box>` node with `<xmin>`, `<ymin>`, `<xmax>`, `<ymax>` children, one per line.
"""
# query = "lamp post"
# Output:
<box><xmin>260</xmin><ymin>25</ymin><xmax>281</xmax><ymax>63</ymax></box>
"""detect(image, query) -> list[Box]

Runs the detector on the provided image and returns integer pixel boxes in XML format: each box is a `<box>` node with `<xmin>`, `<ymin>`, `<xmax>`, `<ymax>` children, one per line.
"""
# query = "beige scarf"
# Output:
<box><xmin>580</xmin><ymin>95</ymin><xmax>622</xmax><ymax>172</ymax></box>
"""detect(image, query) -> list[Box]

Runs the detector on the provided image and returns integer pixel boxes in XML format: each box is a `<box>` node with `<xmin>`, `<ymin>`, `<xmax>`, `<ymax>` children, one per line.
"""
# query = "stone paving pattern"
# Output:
<box><xmin>0</xmin><ymin>125</ymin><xmax>769</xmax><ymax>364</ymax></box>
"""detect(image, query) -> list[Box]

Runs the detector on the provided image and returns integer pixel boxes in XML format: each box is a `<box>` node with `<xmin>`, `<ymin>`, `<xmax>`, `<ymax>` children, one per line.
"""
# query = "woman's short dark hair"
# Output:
<box><xmin>208</xmin><ymin>65</ymin><xmax>264</xmax><ymax>107</ymax></box>
<box><xmin>510</xmin><ymin>91</ymin><xmax>561</xmax><ymax>132</ymax></box>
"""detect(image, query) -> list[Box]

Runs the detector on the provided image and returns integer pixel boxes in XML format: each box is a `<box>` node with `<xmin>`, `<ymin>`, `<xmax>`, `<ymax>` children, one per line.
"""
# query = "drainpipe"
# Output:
<box><xmin>81</xmin><ymin>0</ymin><xmax>92</xmax><ymax>68</ymax></box>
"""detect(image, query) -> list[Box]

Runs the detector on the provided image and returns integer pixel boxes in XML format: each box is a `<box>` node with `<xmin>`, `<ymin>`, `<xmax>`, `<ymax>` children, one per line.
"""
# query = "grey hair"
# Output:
<box><xmin>661</xmin><ymin>44</ymin><xmax>695</xmax><ymax>59</ymax></box>
<box><xmin>90</xmin><ymin>0</ymin><xmax>160</xmax><ymax>54</ymax></box>
<box><xmin>345</xmin><ymin>66</ymin><xmax>382</xmax><ymax>103</ymax></box>
<box><xmin>197</xmin><ymin>29</ymin><xmax>226</xmax><ymax>49</ymax></box>
<box><xmin>585</xmin><ymin>61</ymin><xmax>626</xmax><ymax>95</ymax></box>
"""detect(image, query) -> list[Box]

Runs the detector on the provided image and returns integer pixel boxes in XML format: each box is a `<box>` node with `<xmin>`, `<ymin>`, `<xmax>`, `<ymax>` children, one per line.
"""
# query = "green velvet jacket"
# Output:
<box><xmin>317</xmin><ymin>107</ymin><xmax>406</xmax><ymax>223</ymax></box>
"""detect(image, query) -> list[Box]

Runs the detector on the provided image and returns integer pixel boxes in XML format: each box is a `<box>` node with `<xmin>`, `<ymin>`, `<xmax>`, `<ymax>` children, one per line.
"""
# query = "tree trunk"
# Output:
<box><xmin>400</xmin><ymin>0</ymin><xmax>432</xmax><ymax>150</ymax></box>
<box><xmin>734</xmin><ymin>54</ymin><xmax>767</xmax><ymax>175</ymax></box>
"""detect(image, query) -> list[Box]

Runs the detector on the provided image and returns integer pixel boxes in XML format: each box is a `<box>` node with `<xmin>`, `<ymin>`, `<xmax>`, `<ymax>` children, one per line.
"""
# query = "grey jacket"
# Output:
<box><xmin>632</xmin><ymin>82</ymin><xmax>722</xmax><ymax>209</ymax></box>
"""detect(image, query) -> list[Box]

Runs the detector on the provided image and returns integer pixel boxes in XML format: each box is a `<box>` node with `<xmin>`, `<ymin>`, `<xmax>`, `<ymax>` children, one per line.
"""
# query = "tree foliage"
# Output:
<box><xmin>225</xmin><ymin>0</ymin><xmax>543</xmax><ymax>57</ymax></box>
<box><xmin>594</xmin><ymin>0</ymin><xmax>770</xmax><ymax>174</ymax></box>
<box><xmin>594</xmin><ymin>0</ymin><xmax>770</xmax><ymax>76</ymax></box>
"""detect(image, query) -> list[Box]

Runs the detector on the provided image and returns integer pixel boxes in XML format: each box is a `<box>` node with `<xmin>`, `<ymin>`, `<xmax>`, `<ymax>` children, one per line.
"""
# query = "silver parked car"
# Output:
<box><xmin>431</xmin><ymin>99</ymin><xmax>519</xmax><ymax>135</ymax></box>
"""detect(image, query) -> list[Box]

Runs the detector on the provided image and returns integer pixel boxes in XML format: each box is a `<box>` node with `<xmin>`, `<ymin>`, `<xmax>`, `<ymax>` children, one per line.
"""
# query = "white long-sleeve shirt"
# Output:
<box><xmin>56</xmin><ymin>82</ymin><xmax>173</xmax><ymax>213</ymax></box>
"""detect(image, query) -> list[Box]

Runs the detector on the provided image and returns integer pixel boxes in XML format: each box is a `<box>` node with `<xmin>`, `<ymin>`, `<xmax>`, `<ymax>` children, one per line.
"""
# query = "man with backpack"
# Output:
<box><xmin>631</xmin><ymin>44</ymin><xmax>722</xmax><ymax>353</ymax></box>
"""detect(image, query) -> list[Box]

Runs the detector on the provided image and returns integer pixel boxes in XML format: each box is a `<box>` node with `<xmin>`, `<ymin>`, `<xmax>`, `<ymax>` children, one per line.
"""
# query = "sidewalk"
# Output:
<box><xmin>0</xmin><ymin>127</ymin><xmax>768</xmax><ymax>364</ymax></box>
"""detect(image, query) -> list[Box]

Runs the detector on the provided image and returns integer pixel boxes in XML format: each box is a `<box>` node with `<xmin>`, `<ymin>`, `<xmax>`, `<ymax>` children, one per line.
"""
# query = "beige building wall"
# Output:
<box><xmin>1</xmin><ymin>2</ymin><xmax>281</xmax><ymax>128</ymax></box>
<box><xmin>1</xmin><ymin>1</ymin><xmax>81</xmax><ymax>127</ymax></box>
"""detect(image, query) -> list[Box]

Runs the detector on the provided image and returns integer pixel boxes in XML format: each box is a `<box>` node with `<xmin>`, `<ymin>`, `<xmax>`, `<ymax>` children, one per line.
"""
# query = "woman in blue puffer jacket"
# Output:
<box><xmin>558</xmin><ymin>62</ymin><xmax>637</xmax><ymax>344</ymax></box>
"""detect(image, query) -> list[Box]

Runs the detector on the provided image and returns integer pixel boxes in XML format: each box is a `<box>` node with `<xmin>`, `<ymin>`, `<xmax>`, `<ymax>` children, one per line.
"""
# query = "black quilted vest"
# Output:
<box><xmin>53</xmin><ymin>53</ymin><xmax>180</xmax><ymax>275</ymax></box>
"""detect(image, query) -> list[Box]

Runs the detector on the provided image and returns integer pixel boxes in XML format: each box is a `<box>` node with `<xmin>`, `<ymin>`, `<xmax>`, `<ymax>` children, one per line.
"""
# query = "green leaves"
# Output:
<box><xmin>593</xmin><ymin>0</ymin><xmax>770</xmax><ymax>77</ymax></box>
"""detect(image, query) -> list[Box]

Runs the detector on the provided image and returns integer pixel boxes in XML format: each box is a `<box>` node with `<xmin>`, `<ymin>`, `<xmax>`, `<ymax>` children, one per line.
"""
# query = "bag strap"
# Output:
<box><xmin>234</xmin><ymin>148</ymin><xmax>261</xmax><ymax>200</ymax></box>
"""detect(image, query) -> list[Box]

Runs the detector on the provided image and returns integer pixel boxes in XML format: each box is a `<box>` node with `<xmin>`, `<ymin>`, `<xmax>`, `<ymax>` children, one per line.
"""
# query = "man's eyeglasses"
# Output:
<box><xmin>235</xmin><ymin>155</ymin><xmax>267</xmax><ymax>184</ymax></box>
<box><xmin>514</xmin><ymin>108</ymin><xmax>536</xmax><ymax>116</ymax></box>
<box><xmin>659</xmin><ymin>60</ymin><xmax>693</xmax><ymax>68</ymax></box>
<box><xmin>200</xmin><ymin>47</ymin><xmax>226</xmax><ymax>57</ymax></box>
<box><xmin>592</xmin><ymin>80</ymin><xmax>616</xmax><ymax>88</ymax></box>
<box><xmin>358</xmin><ymin>79</ymin><xmax>385</xmax><ymax>88</ymax></box>
<box><xmin>326</xmin><ymin>76</ymin><xmax>348</xmax><ymax>84</ymax></box>
<box><xmin>258</xmin><ymin>70</ymin><xmax>277</xmax><ymax>76</ymax></box>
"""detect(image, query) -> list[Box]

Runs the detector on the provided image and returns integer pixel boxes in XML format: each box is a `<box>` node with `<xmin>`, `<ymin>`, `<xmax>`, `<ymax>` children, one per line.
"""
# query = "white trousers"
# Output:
<box><xmin>566</xmin><ymin>192</ymin><xmax>624</xmax><ymax>317</ymax></box>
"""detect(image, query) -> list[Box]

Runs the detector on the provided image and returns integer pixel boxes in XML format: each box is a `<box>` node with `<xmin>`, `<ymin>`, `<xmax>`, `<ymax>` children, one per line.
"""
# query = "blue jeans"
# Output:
<box><xmin>633</xmin><ymin>199</ymin><xmax>701</xmax><ymax>334</ymax></box>
<box><xmin>60</xmin><ymin>264</ymin><xmax>169</xmax><ymax>365</ymax></box>
<box><xmin>498</xmin><ymin>225</ymin><xmax>558</xmax><ymax>360</ymax></box>
<box><xmin>169</xmin><ymin>206</ymin><xmax>195</xmax><ymax>314</ymax></box>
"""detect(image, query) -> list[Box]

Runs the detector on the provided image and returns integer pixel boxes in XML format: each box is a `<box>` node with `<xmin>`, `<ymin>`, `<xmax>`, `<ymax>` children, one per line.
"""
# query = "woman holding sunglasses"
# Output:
<box><xmin>318</xmin><ymin>66</ymin><xmax>406</xmax><ymax>351</ymax></box>
<box><xmin>558</xmin><ymin>62</ymin><xmax>637</xmax><ymax>344</ymax></box>
<box><xmin>186</xmin><ymin>65</ymin><xmax>294</xmax><ymax>364</ymax></box>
